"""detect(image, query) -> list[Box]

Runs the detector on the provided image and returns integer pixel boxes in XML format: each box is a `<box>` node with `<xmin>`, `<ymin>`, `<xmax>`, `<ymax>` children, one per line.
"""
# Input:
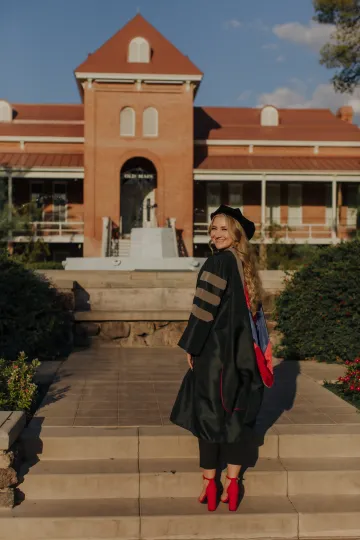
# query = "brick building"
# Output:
<box><xmin>0</xmin><ymin>14</ymin><xmax>359</xmax><ymax>261</ymax></box>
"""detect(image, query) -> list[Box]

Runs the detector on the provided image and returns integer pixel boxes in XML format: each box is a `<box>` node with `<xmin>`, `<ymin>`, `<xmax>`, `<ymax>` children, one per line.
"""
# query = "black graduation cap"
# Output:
<box><xmin>210</xmin><ymin>204</ymin><xmax>256</xmax><ymax>241</ymax></box>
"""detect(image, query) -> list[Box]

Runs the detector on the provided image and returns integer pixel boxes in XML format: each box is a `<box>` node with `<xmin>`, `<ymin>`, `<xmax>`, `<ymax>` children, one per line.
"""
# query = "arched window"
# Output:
<box><xmin>261</xmin><ymin>105</ymin><xmax>279</xmax><ymax>127</ymax></box>
<box><xmin>120</xmin><ymin>107</ymin><xmax>135</xmax><ymax>137</ymax></box>
<box><xmin>128</xmin><ymin>37</ymin><xmax>150</xmax><ymax>63</ymax></box>
<box><xmin>143</xmin><ymin>107</ymin><xmax>158</xmax><ymax>137</ymax></box>
<box><xmin>0</xmin><ymin>100</ymin><xmax>12</xmax><ymax>122</ymax></box>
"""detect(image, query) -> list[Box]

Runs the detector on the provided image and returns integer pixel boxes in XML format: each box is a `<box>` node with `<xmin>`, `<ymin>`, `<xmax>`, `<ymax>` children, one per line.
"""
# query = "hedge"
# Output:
<box><xmin>275</xmin><ymin>240</ymin><xmax>360</xmax><ymax>363</ymax></box>
<box><xmin>0</xmin><ymin>251</ymin><xmax>72</xmax><ymax>361</ymax></box>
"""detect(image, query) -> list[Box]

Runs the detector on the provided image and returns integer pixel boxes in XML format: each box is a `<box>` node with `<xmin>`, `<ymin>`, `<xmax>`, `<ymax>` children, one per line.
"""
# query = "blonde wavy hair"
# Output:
<box><xmin>208</xmin><ymin>214</ymin><xmax>263</xmax><ymax>312</ymax></box>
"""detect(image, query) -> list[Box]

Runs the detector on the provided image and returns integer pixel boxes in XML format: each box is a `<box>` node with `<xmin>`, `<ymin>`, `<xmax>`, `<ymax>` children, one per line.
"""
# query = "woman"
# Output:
<box><xmin>170</xmin><ymin>205</ymin><xmax>273</xmax><ymax>512</ymax></box>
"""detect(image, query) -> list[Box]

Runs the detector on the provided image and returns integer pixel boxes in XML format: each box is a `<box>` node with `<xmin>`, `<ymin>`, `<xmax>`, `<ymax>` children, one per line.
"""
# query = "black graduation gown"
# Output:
<box><xmin>170</xmin><ymin>249</ymin><xmax>264</xmax><ymax>444</ymax></box>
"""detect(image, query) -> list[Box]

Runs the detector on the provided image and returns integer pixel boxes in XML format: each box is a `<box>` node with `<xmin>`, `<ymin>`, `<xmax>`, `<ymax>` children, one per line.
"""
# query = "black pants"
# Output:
<box><xmin>198</xmin><ymin>439</ymin><xmax>243</xmax><ymax>469</ymax></box>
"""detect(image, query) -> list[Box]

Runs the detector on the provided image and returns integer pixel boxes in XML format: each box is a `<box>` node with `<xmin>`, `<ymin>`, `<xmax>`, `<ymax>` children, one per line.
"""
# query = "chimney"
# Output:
<box><xmin>336</xmin><ymin>106</ymin><xmax>353</xmax><ymax>124</ymax></box>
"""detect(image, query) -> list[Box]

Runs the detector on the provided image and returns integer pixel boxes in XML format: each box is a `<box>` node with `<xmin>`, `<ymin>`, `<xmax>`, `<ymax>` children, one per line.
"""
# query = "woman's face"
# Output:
<box><xmin>210</xmin><ymin>215</ymin><xmax>233</xmax><ymax>250</ymax></box>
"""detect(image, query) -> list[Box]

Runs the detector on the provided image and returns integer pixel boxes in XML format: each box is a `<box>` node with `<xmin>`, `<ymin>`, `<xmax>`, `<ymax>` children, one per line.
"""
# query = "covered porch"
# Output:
<box><xmin>193</xmin><ymin>165</ymin><xmax>360</xmax><ymax>247</ymax></box>
<box><xmin>0</xmin><ymin>154</ymin><xmax>84</xmax><ymax>244</ymax></box>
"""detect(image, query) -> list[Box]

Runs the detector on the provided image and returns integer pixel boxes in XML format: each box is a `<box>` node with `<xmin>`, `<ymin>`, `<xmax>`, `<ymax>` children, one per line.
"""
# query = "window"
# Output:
<box><xmin>266</xmin><ymin>183</ymin><xmax>281</xmax><ymax>224</ymax></box>
<box><xmin>206</xmin><ymin>183</ymin><xmax>221</xmax><ymax>223</ymax></box>
<box><xmin>120</xmin><ymin>107</ymin><xmax>135</xmax><ymax>136</ymax></box>
<box><xmin>143</xmin><ymin>107</ymin><xmax>158</xmax><ymax>137</ymax></box>
<box><xmin>325</xmin><ymin>183</ymin><xmax>332</xmax><ymax>226</ymax></box>
<box><xmin>128</xmin><ymin>37</ymin><xmax>150</xmax><ymax>63</ymax></box>
<box><xmin>347</xmin><ymin>184</ymin><xmax>360</xmax><ymax>227</ymax></box>
<box><xmin>228</xmin><ymin>183</ymin><xmax>243</xmax><ymax>210</ymax></box>
<box><xmin>0</xmin><ymin>100</ymin><xmax>12</xmax><ymax>122</ymax></box>
<box><xmin>53</xmin><ymin>182</ymin><xmax>67</xmax><ymax>222</ymax></box>
<box><xmin>288</xmin><ymin>184</ymin><xmax>302</xmax><ymax>227</ymax></box>
<box><xmin>261</xmin><ymin>105</ymin><xmax>279</xmax><ymax>127</ymax></box>
<box><xmin>30</xmin><ymin>181</ymin><xmax>44</xmax><ymax>220</ymax></box>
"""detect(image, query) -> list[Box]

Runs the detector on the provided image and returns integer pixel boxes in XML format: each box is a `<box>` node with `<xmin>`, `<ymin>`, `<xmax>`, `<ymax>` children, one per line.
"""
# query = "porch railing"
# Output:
<box><xmin>194</xmin><ymin>221</ymin><xmax>342</xmax><ymax>242</ymax></box>
<box><xmin>12</xmin><ymin>220</ymin><xmax>84</xmax><ymax>239</ymax></box>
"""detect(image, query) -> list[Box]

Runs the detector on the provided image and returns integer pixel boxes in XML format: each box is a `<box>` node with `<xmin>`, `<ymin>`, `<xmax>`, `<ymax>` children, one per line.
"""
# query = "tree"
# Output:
<box><xmin>313</xmin><ymin>0</ymin><xmax>360</xmax><ymax>92</ymax></box>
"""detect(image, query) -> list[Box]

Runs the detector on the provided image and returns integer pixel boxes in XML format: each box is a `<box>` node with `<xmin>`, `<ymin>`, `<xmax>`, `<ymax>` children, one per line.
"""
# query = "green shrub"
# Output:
<box><xmin>275</xmin><ymin>240</ymin><xmax>360</xmax><ymax>363</ymax></box>
<box><xmin>266</xmin><ymin>243</ymin><xmax>323</xmax><ymax>270</ymax></box>
<box><xmin>0</xmin><ymin>352</ymin><xmax>40</xmax><ymax>411</ymax></box>
<box><xmin>324</xmin><ymin>358</ymin><xmax>360</xmax><ymax>409</ymax></box>
<box><xmin>0</xmin><ymin>251</ymin><xmax>73</xmax><ymax>361</ymax></box>
<box><xmin>26</xmin><ymin>261</ymin><xmax>64</xmax><ymax>270</ymax></box>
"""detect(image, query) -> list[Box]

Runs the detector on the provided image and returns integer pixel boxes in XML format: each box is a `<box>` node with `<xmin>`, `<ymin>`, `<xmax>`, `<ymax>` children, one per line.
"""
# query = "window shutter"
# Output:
<box><xmin>266</xmin><ymin>183</ymin><xmax>281</xmax><ymax>224</ymax></box>
<box><xmin>288</xmin><ymin>184</ymin><xmax>302</xmax><ymax>226</ymax></box>
<box><xmin>228</xmin><ymin>183</ymin><xmax>243</xmax><ymax>210</ymax></box>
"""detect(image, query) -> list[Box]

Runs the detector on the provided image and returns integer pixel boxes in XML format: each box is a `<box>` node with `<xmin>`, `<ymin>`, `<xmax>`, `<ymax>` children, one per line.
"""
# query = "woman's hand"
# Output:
<box><xmin>187</xmin><ymin>353</ymin><xmax>194</xmax><ymax>370</ymax></box>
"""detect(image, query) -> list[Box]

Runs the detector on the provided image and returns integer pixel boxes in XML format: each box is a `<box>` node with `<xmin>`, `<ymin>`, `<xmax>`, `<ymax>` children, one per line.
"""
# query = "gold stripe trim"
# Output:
<box><xmin>201</xmin><ymin>270</ymin><xmax>227</xmax><ymax>290</ymax></box>
<box><xmin>195</xmin><ymin>287</ymin><xmax>221</xmax><ymax>306</ymax></box>
<box><xmin>192</xmin><ymin>304</ymin><xmax>214</xmax><ymax>322</ymax></box>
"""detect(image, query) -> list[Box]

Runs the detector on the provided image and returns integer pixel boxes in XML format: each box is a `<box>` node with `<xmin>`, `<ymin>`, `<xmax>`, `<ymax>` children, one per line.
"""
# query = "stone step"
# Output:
<box><xmin>22</xmin><ymin>425</ymin><xmax>360</xmax><ymax>462</ymax></box>
<box><xmin>140</xmin><ymin>495</ymin><xmax>360</xmax><ymax>539</ymax></box>
<box><xmin>290</xmin><ymin>495</ymin><xmax>360</xmax><ymax>538</ymax></box>
<box><xmin>19</xmin><ymin>456</ymin><xmax>360</xmax><ymax>501</ymax></box>
<box><xmin>0</xmin><ymin>498</ymin><xmax>139</xmax><ymax>539</ymax></box>
<box><xmin>140</xmin><ymin>496</ymin><xmax>298</xmax><ymax>539</ymax></box>
<box><xmin>276</xmin><ymin>424</ymin><xmax>360</xmax><ymax>458</ymax></box>
<box><xmin>0</xmin><ymin>496</ymin><xmax>297</xmax><ymax>540</ymax></box>
<box><xmin>138</xmin><ymin>427</ymin><xmax>278</xmax><ymax>459</ymax></box>
<box><xmin>140</xmin><ymin>457</ymin><xmax>360</xmax><ymax>498</ymax></box>
<box><xmin>19</xmin><ymin>459</ymin><xmax>139</xmax><ymax>500</ymax></box>
<box><xmin>2</xmin><ymin>495</ymin><xmax>359</xmax><ymax>539</ymax></box>
<box><xmin>21</xmin><ymin>427</ymin><xmax>138</xmax><ymax>461</ymax></box>
<box><xmin>139</xmin><ymin>425</ymin><xmax>360</xmax><ymax>459</ymax></box>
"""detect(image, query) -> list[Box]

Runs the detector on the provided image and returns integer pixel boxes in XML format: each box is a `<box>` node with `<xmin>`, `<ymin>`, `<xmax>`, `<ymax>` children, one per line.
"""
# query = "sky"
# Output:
<box><xmin>1</xmin><ymin>0</ymin><xmax>359</xmax><ymax>117</ymax></box>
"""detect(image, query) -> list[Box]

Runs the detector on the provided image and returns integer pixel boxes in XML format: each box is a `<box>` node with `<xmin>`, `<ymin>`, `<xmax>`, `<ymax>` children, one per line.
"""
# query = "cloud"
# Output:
<box><xmin>276</xmin><ymin>55</ymin><xmax>286</xmax><ymax>63</ymax></box>
<box><xmin>262</xmin><ymin>43</ymin><xmax>278</xmax><ymax>50</ymax></box>
<box><xmin>237</xmin><ymin>90</ymin><xmax>252</xmax><ymax>102</ymax></box>
<box><xmin>224</xmin><ymin>19</ymin><xmax>242</xmax><ymax>29</ymax></box>
<box><xmin>248</xmin><ymin>19</ymin><xmax>270</xmax><ymax>32</ymax></box>
<box><xmin>257</xmin><ymin>83</ymin><xmax>360</xmax><ymax>115</ymax></box>
<box><xmin>273</xmin><ymin>21</ymin><xmax>335</xmax><ymax>51</ymax></box>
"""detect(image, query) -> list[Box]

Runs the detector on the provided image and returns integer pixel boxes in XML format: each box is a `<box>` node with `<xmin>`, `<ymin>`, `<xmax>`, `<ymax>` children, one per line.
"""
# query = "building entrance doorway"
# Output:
<box><xmin>120</xmin><ymin>157</ymin><xmax>157</xmax><ymax>235</ymax></box>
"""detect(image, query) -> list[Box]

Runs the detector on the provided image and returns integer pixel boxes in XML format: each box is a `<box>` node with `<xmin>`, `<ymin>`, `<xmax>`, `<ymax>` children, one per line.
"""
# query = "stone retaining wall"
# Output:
<box><xmin>76</xmin><ymin>321</ymin><xmax>188</xmax><ymax>347</ymax></box>
<box><xmin>0</xmin><ymin>449</ymin><xmax>17</xmax><ymax>508</ymax></box>
<box><xmin>0</xmin><ymin>412</ymin><xmax>25</xmax><ymax>508</ymax></box>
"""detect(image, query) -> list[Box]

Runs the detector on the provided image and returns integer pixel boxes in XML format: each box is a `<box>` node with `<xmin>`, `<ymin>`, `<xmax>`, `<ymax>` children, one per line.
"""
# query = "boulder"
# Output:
<box><xmin>0</xmin><ymin>467</ymin><xmax>17</xmax><ymax>489</ymax></box>
<box><xmin>0</xmin><ymin>452</ymin><xmax>13</xmax><ymax>469</ymax></box>
<box><xmin>118</xmin><ymin>334</ymin><xmax>147</xmax><ymax>347</ymax></box>
<box><xmin>0</xmin><ymin>488</ymin><xmax>14</xmax><ymax>508</ymax></box>
<box><xmin>100</xmin><ymin>322</ymin><xmax>131</xmax><ymax>340</ymax></box>
<box><xmin>131</xmin><ymin>322</ymin><xmax>155</xmax><ymax>336</ymax></box>
<box><xmin>146</xmin><ymin>323</ymin><xmax>184</xmax><ymax>347</ymax></box>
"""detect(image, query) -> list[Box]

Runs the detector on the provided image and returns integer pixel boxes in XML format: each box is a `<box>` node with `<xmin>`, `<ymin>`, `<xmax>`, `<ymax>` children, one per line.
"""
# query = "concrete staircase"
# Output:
<box><xmin>111</xmin><ymin>238</ymin><xmax>131</xmax><ymax>257</ymax></box>
<box><xmin>1</xmin><ymin>425</ymin><xmax>360</xmax><ymax>539</ymax></box>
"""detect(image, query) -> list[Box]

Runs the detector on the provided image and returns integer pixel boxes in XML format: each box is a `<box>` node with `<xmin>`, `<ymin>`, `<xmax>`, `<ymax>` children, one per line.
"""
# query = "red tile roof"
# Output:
<box><xmin>196</xmin><ymin>155</ymin><xmax>360</xmax><ymax>171</ymax></box>
<box><xmin>0</xmin><ymin>124</ymin><xmax>84</xmax><ymax>138</ymax></box>
<box><xmin>194</xmin><ymin>107</ymin><xmax>360</xmax><ymax>142</ymax></box>
<box><xmin>0</xmin><ymin>153</ymin><xmax>84</xmax><ymax>168</ymax></box>
<box><xmin>12</xmin><ymin>104</ymin><xmax>84</xmax><ymax>122</ymax></box>
<box><xmin>75</xmin><ymin>14</ymin><xmax>202</xmax><ymax>77</ymax></box>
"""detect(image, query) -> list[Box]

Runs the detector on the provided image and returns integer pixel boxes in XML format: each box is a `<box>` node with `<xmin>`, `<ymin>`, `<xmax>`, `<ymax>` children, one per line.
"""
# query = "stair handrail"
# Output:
<box><xmin>169</xmin><ymin>217</ymin><xmax>179</xmax><ymax>257</ymax></box>
<box><xmin>101</xmin><ymin>217</ymin><xmax>111</xmax><ymax>257</ymax></box>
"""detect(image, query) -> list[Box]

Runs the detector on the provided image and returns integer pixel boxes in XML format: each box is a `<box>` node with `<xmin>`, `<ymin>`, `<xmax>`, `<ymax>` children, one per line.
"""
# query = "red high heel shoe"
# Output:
<box><xmin>198</xmin><ymin>475</ymin><xmax>217</xmax><ymax>512</ymax></box>
<box><xmin>221</xmin><ymin>476</ymin><xmax>239</xmax><ymax>511</ymax></box>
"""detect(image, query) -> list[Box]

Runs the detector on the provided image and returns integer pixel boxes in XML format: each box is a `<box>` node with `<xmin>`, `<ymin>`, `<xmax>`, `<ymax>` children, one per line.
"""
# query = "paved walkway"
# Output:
<box><xmin>32</xmin><ymin>344</ymin><xmax>359</xmax><ymax>429</ymax></box>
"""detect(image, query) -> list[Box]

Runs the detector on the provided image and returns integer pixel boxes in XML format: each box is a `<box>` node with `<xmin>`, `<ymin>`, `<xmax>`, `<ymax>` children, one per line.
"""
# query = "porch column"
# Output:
<box><xmin>7</xmin><ymin>173</ymin><xmax>13</xmax><ymax>250</ymax></box>
<box><xmin>261</xmin><ymin>174</ymin><xmax>266</xmax><ymax>239</ymax></box>
<box><xmin>332</xmin><ymin>177</ymin><xmax>337</xmax><ymax>242</ymax></box>
<box><xmin>7</xmin><ymin>173</ymin><xmax>13</xmax><ymax>221</ymax></box>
